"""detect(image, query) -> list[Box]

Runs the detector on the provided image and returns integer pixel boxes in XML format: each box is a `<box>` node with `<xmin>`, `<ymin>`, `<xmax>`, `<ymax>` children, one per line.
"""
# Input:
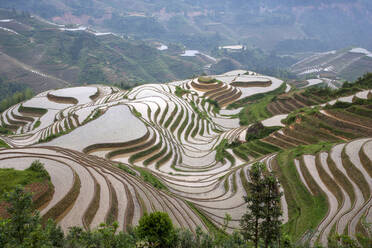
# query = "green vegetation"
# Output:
<box><xmin>115</xmin><ymin>163</ymin><xmax>136</xmax><ymax>176</ymax></box>
<box><xmin>19</xmin><ymin>105</ymin><xmax>48</xmax><ymax>116</ymax></box>
<box><xmin>132</xmin><ymin>108</ymin><xmax>142</xmax><ymax>118</ymax></box>
<box><xmin>230</xmin><ymin>83</ymin><xmax>286</xmax><ymax>125</ymax></box>
<box><xmin>198</xmin><ymin>76</ymin><xmax>220</xmax><ymax>84</ymax></box>
<box><xmin>292</xmin><ymin>142</ymin><xmax>334</xmax><ymax>158</ymax></box>
<box><xmin>241</xmin><ymin>162</ymin><xmax>282</xmax><ymax>248</ymax></box>
<box><xmin>39</xmin><ymin>129</ymin><xmax>71</xmax><ymax>143</ymax></box>
<box><xmin>0</xmin><ymin>160</ymin><xmax>50</xmax><ymax>200</ymax></box>
<box><xmin>302</xmin><ymin>73</ymin><xmax>372</xmax><ymax>101</ymax></box>
<box><xmin>0</xmin><ymin>186</ymin><xmax>369</xmax><ymax>247</ymax></box>
<box><xmin>273</xmin><ymin>148</ymin><xmax>328</xmax><ymax>240</ymax></box>
<box><xmin>0</xmin><ymin>139</ymin><xmax>10</xmax><ymax>148</ymax></box>
<box><xmin>33</xmin><ymin>120</ymin><xmax>41</xmax><ymax>130</ymax></box>
<box><xmin>202</xmin><ymin>98</ymin><xmax>220</xmax><ymax>113</ymax></box>
<box><xmin>175</xmin><ymin>86</ymin><xmax>191</xmax><ymax>97</ymax></box>
<box><xmin>0</xmin><ymin>88</ymin><xmax>33</xmax><ymax>113</ymax></box>
<box><xmin>215</xmin><ymin>139</ymin><xmax>236</xmax><ymax>164</ymax></box>
<box><xmin>135</xmin><ymin>167</ymin><xmax>167</xmax><ymax>190</ymax></box>
<box><xmin>82</xmin><ymin>109</ymin><xmax>104</xmax><ymax>125</ymax></box>
<box><xmin>0</xmin><ymin>10</ymin><xmax>205</xmax><ymax>92</ymax></box>
<box><xmin>190</xmin><ymin>101</ymin><xmax>210</xmax><ymax>121</ymax></box>
<box><xmin>0</xmin><ymin>125</ymin><xmax>13</xmax><ymax>135</ymax></box>
<box><xmin>136</xmin><ymin>211</ymin><xmax>174</xmax><ymax>247</ymax></box>
<box><xmin>245</xmin><ymin>122</ymin><xmax>281</xmax><ymax>141</ymax></box>
<box><xmin>282</xmin><ymin>107</ymin><xmax>320</xmax><ymax>125</ymax></box>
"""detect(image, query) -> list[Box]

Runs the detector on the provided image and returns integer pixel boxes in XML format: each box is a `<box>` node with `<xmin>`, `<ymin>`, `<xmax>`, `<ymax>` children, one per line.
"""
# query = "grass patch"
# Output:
<box><xmin>229</xmin><ymin>82</ymin><xmax>286</xmax><ymax>108</ymax></box>
<box><xmin>0</xmin><ymin>139</ymin><xmax>10</xmax><ymax>148</ymax></box>
<box><xmin>291</xmin><ymin>141</ymin><xmax>334</xmax><ymax>158</ymax></box>
<box><xmin>135</xmin><ymin>167</ymin><xmax>167</xmax><ymax>191</ymax></box>
<box><xmin>0</xmin><ymin>160</ymin><xmax>50</xmax><ymax>199</ymax></box>
<box><xmin>215</xmin><ymin>139</ymin><xmax>236</xmax><ymax>165</ymax></box>
<box><xmin>273</xmin><ymin>150</ymin><xmax>328</xmax><ymax>241</ymax></box>
<box><xmin>115</xmin><ymin>163</ymin><xmax>136</xmax><ymax>176</ymax></box>
<box><xmin>175</xmin><ymin>86</ymin><xmax>191</xmax><ymax>97</ymax></box>
<box><xmin>231</xmin><ymin>83</ymin><xmax>286</xmax><ymax>125</ymax></box>
<box><xmin>198</xmin><ymin>76</ymin><xmax>220</xmax><ymax>84</ymax></box>
<box><xmin>33</xmin><ymin>120</ymin><xmax>41</xmax><ymax>130</ymax></box>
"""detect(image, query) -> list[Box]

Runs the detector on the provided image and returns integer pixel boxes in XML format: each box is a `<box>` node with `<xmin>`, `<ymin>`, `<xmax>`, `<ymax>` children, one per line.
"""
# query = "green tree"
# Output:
<box><xmin>261</xmin><ymin>175</ymin><xmax>282</xmax><ymax>248</ymax></box>
<box><xmin>240</xmin><ymin>162</ymin><xmax>266</xmax><ymax>248</ymax></box>
<box><xmin>240</xmin><ymin>162</ymin><xmax>282</xmax><ymax>248</ymax></box>
<box><xmin>136</xmin><ymin>211</ymin><xmax>174</xmax><ymax>247</ymax></box>
<box><xmin>0</xmin><ymin>186</ymin><xmax>64</xmax><ymax>247</ymax></box>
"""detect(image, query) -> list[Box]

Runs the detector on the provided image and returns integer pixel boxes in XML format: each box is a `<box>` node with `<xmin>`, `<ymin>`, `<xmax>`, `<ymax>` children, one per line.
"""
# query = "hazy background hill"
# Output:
<box><xmin>0</xmin><ymin>9</ymin><xmax>208</xmax><ymax>94</ymax></box>
<box><xmin>2</xmin><ymin>0</ymin><xmax>372</xmax><ymax>52</ymax></box>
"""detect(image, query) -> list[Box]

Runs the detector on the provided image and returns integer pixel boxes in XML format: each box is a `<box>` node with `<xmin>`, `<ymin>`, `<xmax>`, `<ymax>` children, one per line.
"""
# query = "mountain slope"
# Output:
<box><xmin>290</xmin><ymin>48</ymin><xmax>372</xmax><ymax>81</ymax></box>
<box><xmin>1</xmin><ymin>1</ymin><xmax>371</xmax><ymax>51</ymax></box>
<box><xmin>0</xmin><ymin>9</ymin><xmax>206</xmax><ymax>94</ymax></box>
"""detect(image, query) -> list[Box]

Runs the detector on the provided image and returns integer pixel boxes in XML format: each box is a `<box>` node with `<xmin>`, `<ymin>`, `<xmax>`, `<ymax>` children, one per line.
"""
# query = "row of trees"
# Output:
<box><xmin>0</xmin><ymin>162</ymin><xmax>366</xmax><ymax>247</ymax></box>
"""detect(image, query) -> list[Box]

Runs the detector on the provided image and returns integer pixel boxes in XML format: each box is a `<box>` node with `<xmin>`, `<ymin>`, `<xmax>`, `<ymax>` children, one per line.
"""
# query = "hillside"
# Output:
<box><xmin>1</xmin><ymin>0</ymin><xmax>371</xmax><ymax>52</ymax></box>
<box><xmin>0</xmin><ymin>9</ymin><xmax>207</xmax><ymax>94</ymax></box>
<box><xmin>290</xmin><ymin>47</ymin><xmax>372</xmax><ymax>81</ymax></box>
<box><xmin>0</xmin><ymin>70</ymin><xmax>371</xmax><ymax>246</ymax></box>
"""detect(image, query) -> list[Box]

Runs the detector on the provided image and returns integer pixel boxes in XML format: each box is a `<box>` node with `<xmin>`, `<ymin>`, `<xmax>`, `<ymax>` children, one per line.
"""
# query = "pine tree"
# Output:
<box><xmin>240</xmin><ymin>162</ymin><xmax>266</xmax><ymax>248</ymax></box>
<box><xmin>262</xmin><ymin>175</ymin><xmax>282</xmax><ymax>248</ymax></box>
<box><xmin>240</xmin><ymin>162</ymin><xmax>282</xmax><ymax>248</ymax></box>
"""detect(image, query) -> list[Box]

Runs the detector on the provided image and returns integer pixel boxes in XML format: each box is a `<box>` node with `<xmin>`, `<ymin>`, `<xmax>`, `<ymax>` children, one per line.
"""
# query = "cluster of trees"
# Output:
<box><xmin>0</xmin><ymin>88</ymin><xmax>33</xmax><ymax>113</ymax></box>
<box><xmin>0</xmin><ymin>162</ymin><xmax>367</xmax><ymax>247</ymax></box>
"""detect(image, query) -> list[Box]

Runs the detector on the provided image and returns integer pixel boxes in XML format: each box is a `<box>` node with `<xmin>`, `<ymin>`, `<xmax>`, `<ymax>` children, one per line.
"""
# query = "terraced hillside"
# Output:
<box><xmin>0</xmin><ymin>70</ymin><xmax>371</xmax><ymax>246</ymax></box>
<box><xmin>290</xmin><ymin>48</ymin><xmax>372</xmax><ymax>81</ymax></box>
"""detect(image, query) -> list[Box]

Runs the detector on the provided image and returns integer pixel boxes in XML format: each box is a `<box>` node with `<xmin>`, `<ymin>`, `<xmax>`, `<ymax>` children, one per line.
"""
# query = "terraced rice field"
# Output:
<box><xmin>277</xmin><ymin>139</ymin><xmax>372</xmax><ymax>246</ymax></box>
<box><xmin>0</xmin><ymin>70</ymin><xmax>371</xmax><ymax>245</ymax></box>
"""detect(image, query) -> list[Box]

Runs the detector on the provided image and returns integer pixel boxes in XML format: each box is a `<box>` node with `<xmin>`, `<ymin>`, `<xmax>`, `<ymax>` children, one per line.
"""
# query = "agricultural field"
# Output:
<box><xmin>0</xmin><ymin>70</ymin><xmax>371</xmax><ymax>246</ymax></box>
<box><xmin>290</xmin><ymin>48</ymin><xmax>372</xmax><ymax>81</ymax></box>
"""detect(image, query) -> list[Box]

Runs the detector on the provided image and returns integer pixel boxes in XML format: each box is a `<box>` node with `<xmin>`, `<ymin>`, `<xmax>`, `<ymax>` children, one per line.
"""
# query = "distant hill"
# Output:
<box><xmin>290</xmin><ymin>47</ymin><xmax>372</xmax><ymax>81</ymax></box>
<box><xmin>1</xmin><ymin>0</ymin><xmax>371</xmax><ymax>52</ymax></box>
<box><xmin>0</xmin><ymin>9</ymin><xmax>206</xmax><ymax>94</ymax></box>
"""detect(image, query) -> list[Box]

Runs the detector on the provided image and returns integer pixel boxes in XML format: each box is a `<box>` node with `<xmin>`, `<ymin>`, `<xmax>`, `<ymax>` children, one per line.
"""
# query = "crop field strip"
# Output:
<box><xmin>0</xmin><ymin>70</ymin><xmax>371</xmax><ymax>243</ymax></box>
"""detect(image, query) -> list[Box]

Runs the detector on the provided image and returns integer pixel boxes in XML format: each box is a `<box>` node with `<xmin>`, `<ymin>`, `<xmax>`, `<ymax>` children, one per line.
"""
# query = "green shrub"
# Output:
<box><xmin>135</xmin><ymin>167</ymin><xmax>167</xmax><ymax>190</ymax></box>
<box><xmin>245</xmin><ymin>122</ymin><xmax>281</xmax><ymax>141</ymax></box>
<box><xmin>115</xmin><ymin>163</ymin><xmax>136</xmax><ymax>176</ymax></box>
<box><xmin>175</xmin><ymin>86</ymin><xmax>191</xmax><ymax>97</ymax></box>
<box><xmin>136</xmin><ymin>212</ymin><xmax>174</xmax><ymax>247</ymax></box>
<box><xmin>28</xmin><ymin>160</ymin><xmax>49</xmax><ymax>179</ymax></box>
